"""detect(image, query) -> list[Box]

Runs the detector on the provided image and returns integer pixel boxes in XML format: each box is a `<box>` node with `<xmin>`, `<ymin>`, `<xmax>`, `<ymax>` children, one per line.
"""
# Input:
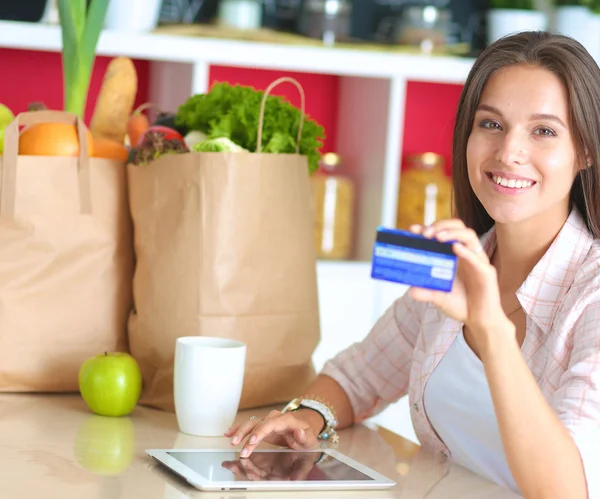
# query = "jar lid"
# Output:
<box><xmin>320</xmin><ymin>152</ymin><xmax>342</xmax><ymax>172</ymax></box>
<box><xmin>405</xmin><ymin>152</ymin><xmax>444</xmax><ymax>169</ymax></box>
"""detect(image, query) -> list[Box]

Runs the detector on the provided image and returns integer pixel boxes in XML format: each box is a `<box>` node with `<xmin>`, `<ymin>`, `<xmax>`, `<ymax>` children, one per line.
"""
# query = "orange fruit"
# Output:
<box><xmin>19</xmin><ymin>123</ymin><xmax>94</xmax><ymax>157</ymax></box>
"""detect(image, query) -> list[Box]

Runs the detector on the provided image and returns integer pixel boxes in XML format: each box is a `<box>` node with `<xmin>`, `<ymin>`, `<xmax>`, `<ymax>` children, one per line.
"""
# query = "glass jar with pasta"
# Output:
<box><xmin>396</xmin><ymin>152</ymin><xmax>453</xmax><ymax>230</ymax></box>
<box><xmin>310</xmin><ymin>153</ymin><xmax>355</xmax><ymax>260</ymax></box>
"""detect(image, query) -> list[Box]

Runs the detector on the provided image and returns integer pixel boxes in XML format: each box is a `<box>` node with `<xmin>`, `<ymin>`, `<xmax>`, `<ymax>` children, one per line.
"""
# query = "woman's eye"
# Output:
<box><xmin>534</xmin><ymin>127</ymin><xmax>556</xmax><ymax>137</ymax></box>
<box><xmin>479</xmin><ymin>120</ymin><xmax>501</xmax><ymax>130</ymax></box>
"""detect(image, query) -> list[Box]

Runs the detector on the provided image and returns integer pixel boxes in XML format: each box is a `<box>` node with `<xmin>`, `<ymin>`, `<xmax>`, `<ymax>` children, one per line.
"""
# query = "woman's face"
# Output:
<box><xmin>466</xmin><ymin>64</ymin><xmax>580</xmax><ymax>227</ymax></box>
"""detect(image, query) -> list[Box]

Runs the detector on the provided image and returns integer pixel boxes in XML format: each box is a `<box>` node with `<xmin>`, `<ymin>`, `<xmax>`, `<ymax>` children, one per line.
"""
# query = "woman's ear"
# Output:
<box><xmin>576</xmin><ymin>158</ymin><xmax>591</xmax><ymax>173</ymax></box>
<box><xmin>582</xmin><ymin>148</ymin><xmax>593</xmax><ymax>170</ymax></box>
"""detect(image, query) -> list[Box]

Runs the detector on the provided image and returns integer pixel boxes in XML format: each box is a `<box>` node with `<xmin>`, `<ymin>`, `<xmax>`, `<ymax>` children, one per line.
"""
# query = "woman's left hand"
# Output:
<box><xmin>408</xmin><ymin>219</ymin><xmax>510</xmax><ymax>341</ymax></box>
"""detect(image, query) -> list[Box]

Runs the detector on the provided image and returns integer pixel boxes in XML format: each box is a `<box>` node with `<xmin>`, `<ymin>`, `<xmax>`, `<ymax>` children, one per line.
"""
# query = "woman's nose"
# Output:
<box><xmin>495</xmin><ymin>131</ymin><xmax>528</xmax><ymax>166</ymax></box>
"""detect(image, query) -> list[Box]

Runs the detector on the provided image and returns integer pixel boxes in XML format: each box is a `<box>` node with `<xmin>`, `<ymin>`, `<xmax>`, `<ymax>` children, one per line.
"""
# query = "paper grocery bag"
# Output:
<box><xmin>0</xmin><ymin>111</ymin><xmax>134</xmax><ymax>392</ymax></box>
<box><xmin>128</xmin><ymin>77</ymin><xmax>321</xmax><ymax>411</ymax></box>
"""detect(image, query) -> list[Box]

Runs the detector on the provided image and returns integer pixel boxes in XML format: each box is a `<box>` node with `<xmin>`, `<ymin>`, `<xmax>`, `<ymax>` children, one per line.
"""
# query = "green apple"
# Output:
<box><xmin>78</xmin><ymin>352</ymin><xmax>143</xmax><ymax>417</ymax></box>
<box><xmin>0</xmin><ymin>103</ymin><xmax>15</xmax><ymax>154</ymax></box>
<box><xmin>74</xmin><ymin>414</ymin><xmax>135</xmax><ymax>476</ymax></box>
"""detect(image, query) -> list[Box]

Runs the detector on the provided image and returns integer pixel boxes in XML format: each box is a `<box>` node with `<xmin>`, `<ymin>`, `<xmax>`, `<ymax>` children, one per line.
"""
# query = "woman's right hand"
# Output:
<box><xmin>224</xmin><ymin>409</ymin><xmax>321</xmax><ymax>458</ymax></box>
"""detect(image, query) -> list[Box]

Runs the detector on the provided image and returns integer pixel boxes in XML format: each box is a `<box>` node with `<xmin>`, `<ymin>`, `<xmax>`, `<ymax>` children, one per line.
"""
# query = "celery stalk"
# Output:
<box><xmin>57</xmin><ymin>0</ymin><xmax>109</xmax><ymax>118</ymax></box>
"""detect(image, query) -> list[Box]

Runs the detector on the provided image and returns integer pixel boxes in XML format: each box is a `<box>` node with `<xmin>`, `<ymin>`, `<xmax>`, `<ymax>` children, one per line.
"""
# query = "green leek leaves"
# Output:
<box><xmin>57</xmin><ymin>0</ymin><xmax>109</xmax><ymax>118</ymax></box>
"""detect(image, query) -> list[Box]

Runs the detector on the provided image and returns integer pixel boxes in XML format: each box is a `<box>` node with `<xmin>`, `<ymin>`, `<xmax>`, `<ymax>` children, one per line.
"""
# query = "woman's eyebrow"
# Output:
<box><xmin>476</xmin><ymin>104</ymin><xmax>502</xmax><ymax>116</ymax></box>
<box><xmin>529</xmin><ymin>113</ymin><xmax>567</xmax><ymax>128</ymax></box>
<box><xmin>476</xmin><ymin>105</ymin><xmax>567</xmax><ymax>128</ymax></box>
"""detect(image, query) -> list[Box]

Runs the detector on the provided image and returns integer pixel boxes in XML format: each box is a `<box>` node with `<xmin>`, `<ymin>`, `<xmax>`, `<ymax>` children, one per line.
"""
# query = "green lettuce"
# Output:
<box><xmin>174</xmin><ymin>82</ymin><xmax>326</xmax><ymax>173</ymax></box>
<box><xmin>192</xmin><ymin>137</ymin><xmax>248</xmax><ymax>152</ymax></box>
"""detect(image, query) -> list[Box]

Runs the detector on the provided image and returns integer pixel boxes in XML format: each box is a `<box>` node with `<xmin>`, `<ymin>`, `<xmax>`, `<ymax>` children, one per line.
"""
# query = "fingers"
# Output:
<box><xmin>228</xmin><ymin>409</ymin><xmax>283</xmax><ymax>445</ymax></box>
<box><xmin>228</xmin><ymin>411</ymin><xmax>316</xmax><ymax>460</ymax></box>
<box><xmin>453</xmin><ymin>242</ymin><xmax>500</xmax><ymax>304</ymax></box>
<box><xmin>453</xmin><ymin>242</ymin><xmax>496</xmax><ymax>281</ymax></box>
<box><xmin>409</xmin><ymin>286</ymin><xmax>448</xmax><ymax>308</ymax></box>
<box><xmin>437</xmin><ymin>230</ymin><xmax>487</xmax><ymax>259</ymax></box>
<box><xmin>238</xmin><ymin>456</ymin><xmax>268</xmax><ymax>479</ymax></box>
<box><xmin>410</xmin><ymin>221</ymin><xmax>486</xmax><ymax>259</ymax></box>
<box><xmin>289</xmin><ymin>454</ymin><xmax>318</xmax><ymax>481</ymax></box>
<box><xmin>239</xmin><ymin>414</ymin><xmax>311</xmax><ymax>458</ymax></box>
<box><xmin>222</xmin><ymin>460</ymin><xmax>248</xmax><ymax>479</ymax></box>
<box><xmin>294</xmin><ymin>426</ymin><xmax>313</xmax><ymax>446</ymax></box>
<box><xmin>410</xmin><ymin>219</ymin><xmax>466</xmax><ymax>237</ymax></box>
<box><xmin>224</xmin><ymin>425</ymin><xmax>239</xmax><ymax>437</ymax></box>
<box><xmin>228</xmin><ymin>417</ymin><xmax>263</xmax><ymax>445</ymax></box>
<box><xmin>283</xmin><ymin>426</ymin><xmax>316</xmax><ymax>450</ymax></box>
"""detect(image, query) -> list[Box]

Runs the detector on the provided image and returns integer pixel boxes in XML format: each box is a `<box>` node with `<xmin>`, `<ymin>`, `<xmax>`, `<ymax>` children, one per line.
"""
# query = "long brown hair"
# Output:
<box><xmin>452</xmin><ymin>31</ymin><xmax>600</xmax><ymax>237</ymax></box>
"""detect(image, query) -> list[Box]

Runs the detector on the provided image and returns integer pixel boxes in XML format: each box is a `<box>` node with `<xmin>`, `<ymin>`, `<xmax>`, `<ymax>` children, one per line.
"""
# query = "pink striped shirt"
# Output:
<box><xmin>322</xmin><ymin>207</ymin><xmax>600</xmax><ymax>497</ymax></box>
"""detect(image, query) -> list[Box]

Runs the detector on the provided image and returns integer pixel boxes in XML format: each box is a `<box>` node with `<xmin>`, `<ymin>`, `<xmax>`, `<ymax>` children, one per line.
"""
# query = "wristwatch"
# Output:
<box><xmin>282</xmin><ymin>397</ymin><xmax>339</xmax><ymax>443</ymax></box>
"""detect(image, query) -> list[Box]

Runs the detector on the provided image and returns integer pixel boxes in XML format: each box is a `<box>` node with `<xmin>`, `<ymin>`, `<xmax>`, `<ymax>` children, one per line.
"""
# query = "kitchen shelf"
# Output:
<box><xmin>0</xmin><ymin>20</ymin><xmax>474</xmax><ymax>82</ymax></box>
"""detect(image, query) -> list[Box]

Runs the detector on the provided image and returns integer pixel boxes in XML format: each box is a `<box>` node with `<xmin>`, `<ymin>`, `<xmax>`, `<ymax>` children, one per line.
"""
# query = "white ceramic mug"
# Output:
<box><xmin>174</xmin><ymin>337</ymin><xmax>246</xmax><ymax>437</ymax></box>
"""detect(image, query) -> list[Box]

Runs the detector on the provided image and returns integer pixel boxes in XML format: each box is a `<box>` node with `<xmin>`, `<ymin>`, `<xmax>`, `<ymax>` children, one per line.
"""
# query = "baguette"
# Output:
<box><xmin>90</xmin><ymin>57</ymin><xmax>138</xmax><ymax>144</ymax></box>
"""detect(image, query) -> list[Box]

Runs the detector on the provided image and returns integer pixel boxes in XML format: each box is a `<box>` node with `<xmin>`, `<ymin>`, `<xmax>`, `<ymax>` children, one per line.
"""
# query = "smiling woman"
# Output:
<box><xmin>225</xmin><ymin>31</ymin><xmax>600</xmax><ymax>499</ymax></box>
<box><xmin>467</xmin><ymin>66</ymin><xmax>578</xmax><ymax>228</ymax></box>
<box><xmin>453</xmin><ymin>32</ymin><xmax>600</xmax><ymax>238</ymax></box>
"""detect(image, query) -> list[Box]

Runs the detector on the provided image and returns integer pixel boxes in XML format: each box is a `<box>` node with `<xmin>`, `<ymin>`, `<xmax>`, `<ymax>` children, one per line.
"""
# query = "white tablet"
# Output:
<box><xmin>146</xmin><ymin>448</ymin><xmax>397</xmax><ymax>492</ymax></box>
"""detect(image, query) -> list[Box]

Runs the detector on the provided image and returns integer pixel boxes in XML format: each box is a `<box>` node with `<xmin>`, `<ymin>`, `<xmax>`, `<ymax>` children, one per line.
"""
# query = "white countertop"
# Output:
<box><xmin>0</xmin><ymin>393</ymin><xmax>522</xmax><ymax>498</ymax></box>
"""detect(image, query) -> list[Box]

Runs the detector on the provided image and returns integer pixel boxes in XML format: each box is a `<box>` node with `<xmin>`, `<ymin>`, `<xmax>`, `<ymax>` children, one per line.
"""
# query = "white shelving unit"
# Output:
<box><xmin>0</xmin><ymin>20</ymin><xmax>474</xmax><ymax>442</ymax></box>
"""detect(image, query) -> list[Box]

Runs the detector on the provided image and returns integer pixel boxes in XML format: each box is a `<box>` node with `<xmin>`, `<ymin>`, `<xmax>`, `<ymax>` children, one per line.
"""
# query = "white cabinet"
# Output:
<box><xmin>313</xmin><ymin>262</ymin><xmax>409</xmax><ymax>375</ymax></box>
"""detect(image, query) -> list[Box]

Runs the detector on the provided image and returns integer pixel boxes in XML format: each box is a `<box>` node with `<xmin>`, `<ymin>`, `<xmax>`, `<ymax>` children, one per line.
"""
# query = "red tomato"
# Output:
<box><xmin>137</xmin><ymin>125</ymin><xmax>184</xmax><ymax>145</ymax></box>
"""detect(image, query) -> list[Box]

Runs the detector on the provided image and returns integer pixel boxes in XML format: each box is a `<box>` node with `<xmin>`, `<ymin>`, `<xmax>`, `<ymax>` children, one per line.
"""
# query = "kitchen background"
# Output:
<box><xmin>0</xmin><ymin>0</ymin><xmax>598</xmax><ymax>444</ymax></box>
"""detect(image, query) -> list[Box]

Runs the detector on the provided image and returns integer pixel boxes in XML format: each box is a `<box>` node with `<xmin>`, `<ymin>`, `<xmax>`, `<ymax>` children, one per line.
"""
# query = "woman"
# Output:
<box><xmin>226</xmin><ymin>31</ymin><xmax>600</xmax><ymax>498</ymax></box>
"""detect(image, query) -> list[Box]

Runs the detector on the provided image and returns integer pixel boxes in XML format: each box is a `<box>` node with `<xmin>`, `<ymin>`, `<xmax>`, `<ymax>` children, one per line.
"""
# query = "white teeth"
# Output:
<box><xmin>491</xmin><ymin>175</ymin><xmax>533</xmax><ymax>189</ymax></box>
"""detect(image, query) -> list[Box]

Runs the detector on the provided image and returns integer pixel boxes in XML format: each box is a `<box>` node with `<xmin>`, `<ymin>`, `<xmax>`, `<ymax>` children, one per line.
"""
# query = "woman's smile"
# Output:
<box><xmin>485</xmin><ymin>171</ymin><xmax>536</xmax><ymax>194</ymax></box>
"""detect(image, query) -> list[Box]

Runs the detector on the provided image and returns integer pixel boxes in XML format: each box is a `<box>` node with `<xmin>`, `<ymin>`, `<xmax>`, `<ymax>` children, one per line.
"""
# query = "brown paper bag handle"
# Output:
<box><xmin>0</xmin><ymin>110</ymin><xmax>93</xmax><ymax>218</ymax></box>
<box><xmin>256</xmin><ymin>77</ymin><xmax>305</xmax><ymax>154</ymax></box>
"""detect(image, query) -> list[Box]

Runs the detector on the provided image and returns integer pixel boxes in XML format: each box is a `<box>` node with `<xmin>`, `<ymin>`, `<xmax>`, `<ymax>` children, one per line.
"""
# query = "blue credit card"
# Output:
<box><xmin>371</xmin><ymin>227</ymin><xmax>457</xmax><ymax>292</ymax></box>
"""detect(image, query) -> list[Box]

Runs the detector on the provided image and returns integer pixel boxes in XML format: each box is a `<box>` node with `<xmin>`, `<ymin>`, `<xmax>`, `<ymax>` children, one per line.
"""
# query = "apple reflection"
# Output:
<box><xmin>74</xmin><ymin>414</ymin><xmax>136</xmax><ymax>476</ymax></box>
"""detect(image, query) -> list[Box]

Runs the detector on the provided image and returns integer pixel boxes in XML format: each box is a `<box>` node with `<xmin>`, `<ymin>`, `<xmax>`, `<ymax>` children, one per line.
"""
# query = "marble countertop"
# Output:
<box><xmin>0</xmin><ymin>393</ymin><xmax>521</xmax><ymax>498</ymax></box>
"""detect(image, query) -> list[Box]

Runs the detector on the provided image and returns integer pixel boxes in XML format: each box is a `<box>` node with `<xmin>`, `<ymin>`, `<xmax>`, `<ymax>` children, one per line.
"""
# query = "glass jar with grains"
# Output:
<box><xmin>310</xmin><ymin>152</ymin><xmax>355</xmax><ymax>260</ymax></box>
<box><xmin>396</xmin><ymin>152</ymin><xmax>453</xmax><ymax>230</ymax></box>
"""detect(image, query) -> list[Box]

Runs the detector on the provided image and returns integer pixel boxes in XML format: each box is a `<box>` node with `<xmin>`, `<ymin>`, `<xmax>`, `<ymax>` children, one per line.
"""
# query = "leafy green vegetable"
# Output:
<box><xmin>175</xmin><ymin>82</ymin><xmax>326</xmax><ymax>173</ymax></box>
<box><xmin>192</xmin><ymin>137</ymin><xmax>248</xmax><ymax>152</ymax></box>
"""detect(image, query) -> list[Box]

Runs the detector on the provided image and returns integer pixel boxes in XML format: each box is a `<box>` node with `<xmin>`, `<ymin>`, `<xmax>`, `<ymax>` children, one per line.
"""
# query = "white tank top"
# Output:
<box><xmin>423</xmin><ymin>330</ymin><xmax>521</xmax><ymax>494</ymax></box>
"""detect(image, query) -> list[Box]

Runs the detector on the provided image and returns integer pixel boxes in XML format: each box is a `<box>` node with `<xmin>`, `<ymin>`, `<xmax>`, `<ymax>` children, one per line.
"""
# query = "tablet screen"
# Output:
<box><xmin>166</xmin><ymin>451</ymin><xmax>374</xmax><ymax>482</ymax></box>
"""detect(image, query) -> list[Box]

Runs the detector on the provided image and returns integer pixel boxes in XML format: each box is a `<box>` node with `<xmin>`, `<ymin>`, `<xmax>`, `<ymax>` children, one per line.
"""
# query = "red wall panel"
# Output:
<box><xmin>403</xmin><ymin>81</ymin><xmax>463</xmax><ymax>176</ymax></box>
